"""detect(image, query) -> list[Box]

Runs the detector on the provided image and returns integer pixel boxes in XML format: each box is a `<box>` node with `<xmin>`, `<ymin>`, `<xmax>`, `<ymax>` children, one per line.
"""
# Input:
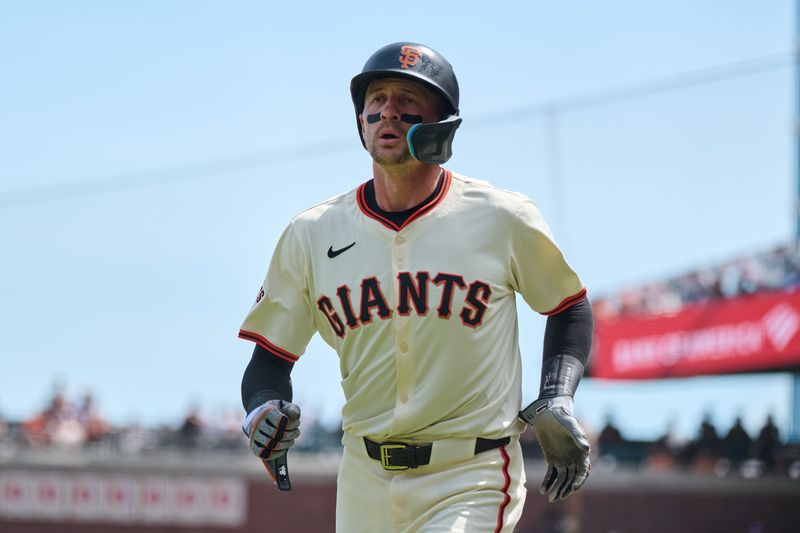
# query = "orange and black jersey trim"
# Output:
<box><xmin>542</xmin><ymin>288</ymin><xmax>587</xmax><ymax>316</ymax></box>
<box><xmin>238</xmin><ymin>329</ymin><xmax>300</xmax><ymax>363</ymax></box>
<box><xmin>357</xmin><ymin>169</ymin><xmax>452</xmax><ymax>231</ymax></box>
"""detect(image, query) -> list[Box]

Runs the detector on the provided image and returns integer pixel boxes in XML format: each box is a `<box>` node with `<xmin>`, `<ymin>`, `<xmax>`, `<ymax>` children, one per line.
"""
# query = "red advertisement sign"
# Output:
<box><xmin>591</xmin><ymin>288</ymin><xmax>800</xmax><ymax>379</ymax></box>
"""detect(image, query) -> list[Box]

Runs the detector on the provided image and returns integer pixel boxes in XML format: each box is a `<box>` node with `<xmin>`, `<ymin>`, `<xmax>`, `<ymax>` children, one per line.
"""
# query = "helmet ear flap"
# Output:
<box><xmin>407</xmin><ymin>116</ymin><xmax>462</xmax><ymax>164</ymax></box>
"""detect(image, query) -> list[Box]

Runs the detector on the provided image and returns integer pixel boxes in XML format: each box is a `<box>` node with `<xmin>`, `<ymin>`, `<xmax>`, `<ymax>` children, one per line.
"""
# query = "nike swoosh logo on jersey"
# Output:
<box><xmin>327</xmin><ymin>242</ymin><xmax>356</xmax><ymax>258</ymax></box>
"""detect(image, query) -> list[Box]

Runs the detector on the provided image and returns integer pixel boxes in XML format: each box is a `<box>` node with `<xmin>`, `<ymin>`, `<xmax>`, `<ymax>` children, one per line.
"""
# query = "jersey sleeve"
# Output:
<box><xmin>238</xmin><ymin>221</ymin><xmax>317</xmax><ymax>362</ymax></box>
<box><xmin>508</xmin><ymin>197</ymin><xmax>586</xmax><ymax>315</ymax></box>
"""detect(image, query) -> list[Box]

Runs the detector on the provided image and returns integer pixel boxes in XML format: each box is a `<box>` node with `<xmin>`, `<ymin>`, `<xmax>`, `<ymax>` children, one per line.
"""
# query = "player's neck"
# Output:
<box><xmin>371</xmin><ymin>160</ymin><xmax>442</xmax><ymax>212</ymax></box>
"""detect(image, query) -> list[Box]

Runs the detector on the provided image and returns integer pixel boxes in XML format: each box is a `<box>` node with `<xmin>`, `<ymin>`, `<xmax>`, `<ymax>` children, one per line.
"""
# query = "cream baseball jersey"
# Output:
<box><xmin>239</xmin><ymin>169</ymin><xmax>585</xmax><ymax>441</ymax></box>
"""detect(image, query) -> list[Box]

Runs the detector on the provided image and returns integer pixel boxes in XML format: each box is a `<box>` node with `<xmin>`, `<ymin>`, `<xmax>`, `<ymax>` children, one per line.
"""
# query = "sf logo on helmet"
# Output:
<box><xmin>398</xmin><ymin>46</ymin><xmax>422</xmax><ymax>69</ymax></box>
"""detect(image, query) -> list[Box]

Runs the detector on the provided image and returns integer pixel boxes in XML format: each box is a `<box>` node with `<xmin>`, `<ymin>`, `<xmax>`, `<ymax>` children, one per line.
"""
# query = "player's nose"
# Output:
<box><xmin>379</xmin><ymin>97</ymin><xmax>401</xmax><ymax>121</ymax></box>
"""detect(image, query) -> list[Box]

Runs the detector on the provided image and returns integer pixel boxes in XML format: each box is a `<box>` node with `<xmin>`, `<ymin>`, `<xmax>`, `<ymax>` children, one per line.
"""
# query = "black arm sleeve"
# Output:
<box><xmin>240</xmin><ymin>344</ymin><xmax>294</xmax><ymax>414</ymax></box>
<box><xmin>539</xmin><ymin>298</ymin><xmax>593</xmax><ymax>397</ymax></box>
<box><xmin>543</xmin><ymin>298</ymin><xmax>593</xmax><ymax>365</ymax></box>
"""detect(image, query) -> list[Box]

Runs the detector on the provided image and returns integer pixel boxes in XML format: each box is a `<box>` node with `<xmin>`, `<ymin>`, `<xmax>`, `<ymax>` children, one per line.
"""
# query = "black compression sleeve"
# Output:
<box><xmin>543</xmin><ymin>298</ymin><xmax>593</xmax><ymax>366</ymax></box>
<box><xmin>240</xmin><ymin>344</ymin><xmax>294</xmax><ymax>414</ymax></box>
<box><xmin>539</xmin><ymin>298</ymin><xmax>593</xmax><ymax>397</ymax></box>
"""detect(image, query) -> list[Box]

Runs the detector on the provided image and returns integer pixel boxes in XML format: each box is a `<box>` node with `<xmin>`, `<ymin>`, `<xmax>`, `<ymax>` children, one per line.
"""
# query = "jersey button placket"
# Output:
<box><xmin>392</xmin><ymin>232</ymin><xmax>414</xmax><ymax>425</ymax></box>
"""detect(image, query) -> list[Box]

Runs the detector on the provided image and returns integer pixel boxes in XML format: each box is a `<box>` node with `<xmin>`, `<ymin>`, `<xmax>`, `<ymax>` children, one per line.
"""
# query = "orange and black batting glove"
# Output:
<box><xmin>242</xmin><ymin>399</ymin><xmax>301</xmax><ymax>491</ymax></box>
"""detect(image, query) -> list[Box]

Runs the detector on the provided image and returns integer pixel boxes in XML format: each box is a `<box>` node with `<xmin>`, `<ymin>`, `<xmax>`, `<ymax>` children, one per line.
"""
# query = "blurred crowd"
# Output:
<box><xmin>0</xmin><ymin>385</ymin><xmax>343</xmax><ymax>457</ymax></box>
<box><xmin>593</xmin><ymin>242</ymin><xmax>800</xmax><ymax>320</ymax></box>
<box><xmin>1</xmin><ymin>386</ymin><xmax>798</xmax><ymax>480</ymax></box>
<box><xmin>15</xmin><ymin>388</ymin><xmax>112</xmax><ymax>449</ymax></box>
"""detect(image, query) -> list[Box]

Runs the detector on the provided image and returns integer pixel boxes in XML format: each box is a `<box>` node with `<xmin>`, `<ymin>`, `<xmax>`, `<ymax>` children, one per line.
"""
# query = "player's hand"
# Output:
<box><xmin>242</xmin><ymin>399</ymin><xmax>301</xmax><ymax>461</ymax></box>
<box><xmin>519</xmin><ymin>395</ymin><xmax>590</xmax><ymax>503</ymax></box>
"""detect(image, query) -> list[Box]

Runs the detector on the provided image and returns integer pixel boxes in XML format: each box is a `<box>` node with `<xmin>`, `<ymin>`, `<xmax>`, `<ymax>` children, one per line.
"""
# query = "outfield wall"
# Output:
<box><xmin>2</xmin><ymin>451</ymin><xmax>799</xmax><ymax>532</ymax></box>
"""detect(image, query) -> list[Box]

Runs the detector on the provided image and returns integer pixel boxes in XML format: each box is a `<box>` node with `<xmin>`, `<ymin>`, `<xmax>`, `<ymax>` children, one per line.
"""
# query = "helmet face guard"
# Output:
<box><xmin>350</xmin><ymin>42</ymin><xmax>461</xmax><ymax>164</ymax></box>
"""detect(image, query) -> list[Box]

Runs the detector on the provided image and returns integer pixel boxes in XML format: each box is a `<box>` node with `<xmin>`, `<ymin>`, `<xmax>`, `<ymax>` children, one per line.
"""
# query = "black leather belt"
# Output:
<box><xmin>363</xmin><ymin>436</ymin><xmax>511</xmax><ymax>471</ymax></box>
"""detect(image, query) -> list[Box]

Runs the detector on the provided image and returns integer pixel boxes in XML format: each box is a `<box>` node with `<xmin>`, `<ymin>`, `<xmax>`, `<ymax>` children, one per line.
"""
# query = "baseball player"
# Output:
<box><xmin>239</xmin><ymin>42</ymin><xmax>593</xmax><ymax>532</ymax></box>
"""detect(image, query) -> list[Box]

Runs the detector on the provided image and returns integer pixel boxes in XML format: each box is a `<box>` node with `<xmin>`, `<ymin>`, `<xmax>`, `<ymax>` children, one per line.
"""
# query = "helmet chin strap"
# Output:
<box><xmin>365</xmin><ymin>113</ymin><xmax>461</xmax><ymax>164</ymax></box>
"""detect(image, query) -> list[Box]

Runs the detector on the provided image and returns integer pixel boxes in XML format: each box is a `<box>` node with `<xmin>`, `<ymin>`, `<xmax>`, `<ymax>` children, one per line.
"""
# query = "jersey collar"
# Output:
<box><xmin>356</xmin><ymin>169</ymin><xmax>453</xmax><ymax>232</ymax></box>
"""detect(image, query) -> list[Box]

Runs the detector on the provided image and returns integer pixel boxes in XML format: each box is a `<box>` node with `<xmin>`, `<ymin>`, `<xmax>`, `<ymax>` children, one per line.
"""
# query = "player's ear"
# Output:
<box><xmin>358</xmin><ymin>113</ymin><xmax>365</xmax><ymax>135</ymax></box>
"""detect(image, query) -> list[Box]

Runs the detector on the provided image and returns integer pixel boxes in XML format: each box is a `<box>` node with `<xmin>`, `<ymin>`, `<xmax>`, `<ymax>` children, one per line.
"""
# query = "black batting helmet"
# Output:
<box><xmin>350</xmin><ymin>42</ymin><xmax>462</xmax><ymax>164</ymax></box>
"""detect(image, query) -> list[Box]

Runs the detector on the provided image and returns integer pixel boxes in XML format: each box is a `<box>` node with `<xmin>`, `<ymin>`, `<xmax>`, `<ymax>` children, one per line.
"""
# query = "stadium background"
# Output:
<box><xmin>2</xmin><ymin>1</ymin><xmax>799</xmax><ymax>531</ymax></box>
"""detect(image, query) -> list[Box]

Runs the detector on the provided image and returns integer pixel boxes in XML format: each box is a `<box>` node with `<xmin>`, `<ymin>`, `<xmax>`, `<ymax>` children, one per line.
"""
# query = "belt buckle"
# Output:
<box><xmin>379</xmin><ymin>443</ymin><xmax>409</xmax><ymax>471</ymax></box>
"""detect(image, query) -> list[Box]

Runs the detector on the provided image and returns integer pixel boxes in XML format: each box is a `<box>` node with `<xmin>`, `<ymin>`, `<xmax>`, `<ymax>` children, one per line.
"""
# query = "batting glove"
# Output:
<box><xmin>519</xmin><ymin>395</ymin><xmax>591</xmax><ymax>503</ymax></box>
<box><xmin>242</xmin><ymin>399</ymin><xmax>301</xmax><ymax>462</ymax></box>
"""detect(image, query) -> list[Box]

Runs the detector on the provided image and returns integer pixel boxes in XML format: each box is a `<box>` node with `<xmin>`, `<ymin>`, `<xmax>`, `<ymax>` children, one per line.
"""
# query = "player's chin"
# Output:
<box><xmin>369</xmin><ymin>146</ymin><xmax>414</xmax><ymax>166</ymax></box>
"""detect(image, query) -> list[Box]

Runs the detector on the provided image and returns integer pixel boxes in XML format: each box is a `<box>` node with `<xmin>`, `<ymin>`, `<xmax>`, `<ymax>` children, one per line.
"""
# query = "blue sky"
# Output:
<box><xmin>1</xmin><ymin>1</ymin><xmax>796</xmax><ymax>441</ymax></box>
